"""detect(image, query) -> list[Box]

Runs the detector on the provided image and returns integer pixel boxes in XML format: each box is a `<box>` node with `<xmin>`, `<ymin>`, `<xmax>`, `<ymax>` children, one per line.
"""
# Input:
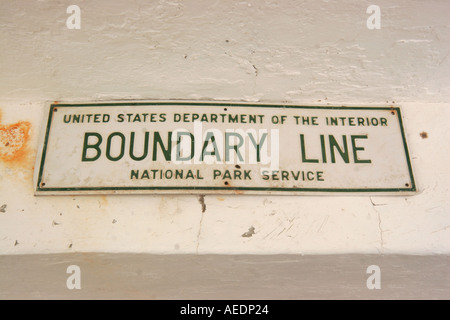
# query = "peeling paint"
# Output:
<box><xmin>0</xmin><ymin>109</ymin><xmax>30</xmax><ymax>166</ymax></box>
<box><xmin>420</xmin><ymin>131</ymin><xmax>428</xmax><ymax>139</ymax></box>
<box><xmin>197</xmin><ymin>195</ymin><xmax>206</xmax><ymax>213</ymax></box>
<box><xmin>0</xmin><ymin>117</ymin><xmax>31</xmax><ymax>165</ymax></box>
<box><xmin>0</xmin><ymin>204</ymin><xmax>6</xmax><ymax>213</ymax></box>
<box><xmin>242</xmin><ymin>226</ymin><xmax>256</xmax><ymax>238</ymax></box>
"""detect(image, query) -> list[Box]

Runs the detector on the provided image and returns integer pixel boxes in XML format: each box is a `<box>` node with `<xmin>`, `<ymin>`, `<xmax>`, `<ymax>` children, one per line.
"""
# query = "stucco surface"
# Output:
<box><xmin>0</xmin><ymin>0</ymin><xmax>449</xmax><ymax>255</ymax></box>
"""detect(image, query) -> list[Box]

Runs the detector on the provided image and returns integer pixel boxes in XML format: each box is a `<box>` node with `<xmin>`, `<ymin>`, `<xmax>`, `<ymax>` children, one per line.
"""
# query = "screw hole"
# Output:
<box><xmin>41</xmin><ymin>182</ymin><xmax>46</xmax><ymax>187</ymax></box>
<box><xmin>391</xmin><ymin>111</ymin><xmax>395</xmax><ymax>115</ymax></box>
<box><xmin>224</xmin><ymin>181</ymin><xmax>229</xmax><ymax>185</ymax></box>
<box><xmin>54</xmin><ymin>108</ymin><xmax>58</xmax><ymax>112</ymax></box>
<box><xmin>235</xmin><ymin>165</ymin><xmax>241</xmax><ymax>169</ymax></box>
<box><xmin>405</xmin><ymin>183</ymin><xmax>409</xmax><ymax>187</ymax></box>
<box><xmin>224</xmin><ymin>108</ymin><xmax>227</xmax><ymax>111</ymax></box>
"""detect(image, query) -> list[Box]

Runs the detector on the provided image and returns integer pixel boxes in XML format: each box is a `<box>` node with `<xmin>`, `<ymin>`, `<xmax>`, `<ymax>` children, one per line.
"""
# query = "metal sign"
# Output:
<box><xmin>34</xmin><ymin>102</ymin><xmax>416</xmax><ymax>195</ymax></box>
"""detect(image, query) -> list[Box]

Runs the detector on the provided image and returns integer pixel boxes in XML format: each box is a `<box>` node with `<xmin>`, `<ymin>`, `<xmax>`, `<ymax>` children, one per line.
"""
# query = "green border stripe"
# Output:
<box><xmin>37</xmin><ymin>104</ymin><xmax>56</xmax><ymax>189</ymax></box>
<box><xmin>396</xmin><ymin>107</ymin><xmax>416</xmax><ymax>191</ymax></box>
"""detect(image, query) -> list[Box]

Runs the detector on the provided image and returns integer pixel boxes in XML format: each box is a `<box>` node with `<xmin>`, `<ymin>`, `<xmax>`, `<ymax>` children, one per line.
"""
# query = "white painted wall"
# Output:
<box><xmin>0</xmin><ymin>0</ymin><xmax>449</xmax><ymax>255</ymax></box>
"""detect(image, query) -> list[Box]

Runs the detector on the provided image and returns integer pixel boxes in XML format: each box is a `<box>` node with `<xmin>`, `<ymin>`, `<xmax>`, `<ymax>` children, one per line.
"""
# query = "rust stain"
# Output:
<box><xmin>222</xmin><ymin>180</ymin><xmax>245</xmax><ymax>194</ymax></box>
<box><xmin>0</xmin><ymin>118</ymin><xmax>31</xmax><ymax>165</ymax></box>
<box><xmin>99</xmin><ymin>195</ymin><xmax>108</xmax><ymax>208</ymax></box>
<box><xmin>390</xmin><ymin>105</ymin><xmax>396</xmax><ymax>115</ymax></box>
<box><xmin>420</xmin><ymin>131</ymin><xmax>428</xmax><ymax>139</ymax></box>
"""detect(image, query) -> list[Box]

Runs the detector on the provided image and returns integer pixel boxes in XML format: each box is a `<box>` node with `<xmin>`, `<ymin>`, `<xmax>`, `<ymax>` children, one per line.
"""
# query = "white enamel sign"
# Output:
<box><xmin>34</xmin><ymin>102</ymin><xmax>416</xmax><ymax>195</ymax></box>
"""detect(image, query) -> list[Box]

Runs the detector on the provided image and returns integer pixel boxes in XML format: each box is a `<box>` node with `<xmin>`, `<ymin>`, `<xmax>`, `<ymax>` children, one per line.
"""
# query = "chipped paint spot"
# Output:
<box><xmin>420</xmin><ymin>131</ymin><xmax>428</xmax><ymax>139</ymax></box>
<box><xmin>0</xmin><ymin>115</ymin><xmax>31</xmax><ymax>164</ymax></box>
<box><xmin>0</xmin><ymin>204</ymin><xmax>6</xmax><ymax>213</ymax></box>
<box><xmin>197</xmin><ymin>195</ymin><xmax>206</xmax><ymax>213</ymax></box>
<box><xmin>242</xmin><ymin>226</ymin><xmax>255</xmax><ymax>237</ymax></box>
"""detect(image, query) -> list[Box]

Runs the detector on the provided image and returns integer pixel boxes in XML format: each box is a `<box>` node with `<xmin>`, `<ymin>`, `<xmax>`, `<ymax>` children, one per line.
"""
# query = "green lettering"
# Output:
<box><xmin>300</xmin><ymin>134</ymin><xmax>319</xmax><ymax>163</ymax></box>
<box><xmin>130</xmin><ymin>170</ymin><xmax>139</xmax><ymax>179</ymax></box>
<box><xmin>152</xmin><ymin>132</ymin><xmax>172</xmax><ymax>161</ymax></box>
<box><xmin>248</xmin><ymin>132</ymin><xmax>267</xmax><ymax>162</ymax></box>
<box><xmin>225</xmin><ymin>132</ymin><xmax>244</xmax><ymax>162</ymax></box>
<box><xmin>106</xmin><ymin>132</ymin><xmax>125</xmax><ymax>161</ymax></box>
<box><xmin>129</xmin><ymin>132</ymin><xmax>149</xmax><ymax>161</ymax></box>
<box><xmin>176</xmin><ymin>132</ymin><xmax>194</xmax><ymax>161</ymax></box>
<box><xmin>200</xmin><ymin>132</ymin><xmax>221</xmax><ymax>161</ymax></box>
<box><xmin>329</xmin><ymin>135</ymin><xmax>349</xmax><ymax>163</ymax></box>
<box><xmin>82</xmin><ymin>132</ymin><xmax>102</xmax><ymax>161</ymax></box>
<box><xmin>351</xmin><ymin>135</ymin><xmax>371</xmax><ymax>163</ymax></box>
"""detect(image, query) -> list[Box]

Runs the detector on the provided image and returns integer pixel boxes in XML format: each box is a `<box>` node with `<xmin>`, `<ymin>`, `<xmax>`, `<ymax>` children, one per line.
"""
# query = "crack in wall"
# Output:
<box><xmin>248</xmin><ymin>50</ymin><xmax>257</xmax><ymax>95</ymax></box>
<box><xmin>377</xmin><ymin>211</ymin><xmax>384</xmax><ymax>250</ymax></box>
<box><xmin>196</xmin><ymin>195</ymin><xmax>206</xmax><ymax>253</ymax></box>
<box><xmin>371</xmin><ymin>197</ymin><xmax>385</xmax><ymax>252</ymax></box>
<box><xmin>196</xmin><ymin>211</ymin><xmax>204</xmax><ymax>254</ymax></box>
